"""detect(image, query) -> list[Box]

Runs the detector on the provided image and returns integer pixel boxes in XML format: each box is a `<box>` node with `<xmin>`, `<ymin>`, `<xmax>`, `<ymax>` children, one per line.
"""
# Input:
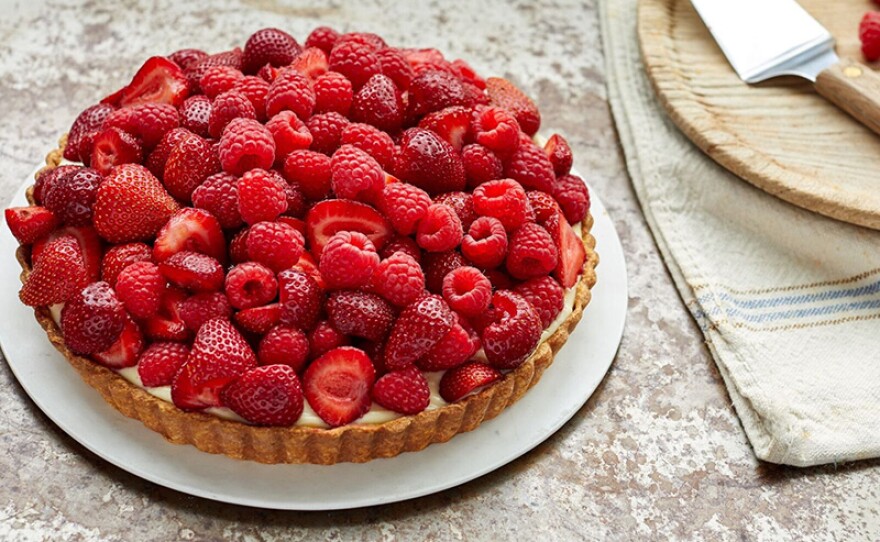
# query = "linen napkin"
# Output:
<box><xmin>601</xmin><ymin>0</ymin><xmax>880</xmax><ymax>466</ymax></box>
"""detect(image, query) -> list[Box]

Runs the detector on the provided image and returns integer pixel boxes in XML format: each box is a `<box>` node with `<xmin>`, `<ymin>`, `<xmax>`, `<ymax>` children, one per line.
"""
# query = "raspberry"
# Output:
<box><xmin>418</xmin><ymin>317</ymin><xmax>480</xmax><ymax>371</ymax></box>
<box><xmin>371</xmin><ymin>366</ymin><xmax>430</xmax><ymax>415</ymax></box>
<box><xmin>505</xmin><ymin>222</ymin><xmax>558</xmax><ymax>280</ymax></box>
<box><xmin>258</xmin><ymin>325</ymin><xmax>309</xmax><ymax>371</ymax></box>
<box><xmin>185</xmin><ymin>49</ymin><xmax>243</xmax><ymax>93</ymax></box>
<box><xmin>330</xmin><ymin>145</ymin><xmax>385</xmax><ymax>203</ymax></box>
<box><xmin>200</xmin><ymin>65</ymin><xmax>244</xmax><ymax>99</ymax></box>
<box><xmin>376</xmin><ymin>48</ymin><xmax>414</xmax><ymax>90</ymax></box>
<box><xmin>423</xmin><ymin>250</ymin><xmax>466</xmax><ymax>293</ymax></box>
<box><xmin>307</xmin><ymin>112</ymin><xmax>349</xmax><ymax>155</ymax></box>
<box><xmin>137</xmin><ymin>342</ymin><xmax>190</xmax><ymax>387</ymax></box>
<box><xmin>281</xmin><ymin>178</ymin><xmax>307</xmax><ymax>218</ymax></box>
<box><xmin>378</xmin><ymin>182</ymin><xmax>431</xmax><ymax>236</ymax></box>
<box><xmin>64</xmin><ymin>104</ymin><xmax>114</xmax><ymax>162</ymax></box>
<box><xmin>407</xmin><ymin>70</ymin><xmax>468</xmax><ymax>120</ymax></box>
<box><xmin>552</xmin><ymin>174</ymin><xmax>590</xmax><ymax>225</ymax></box>
<box><xmin>101</xmin><ymin>242</ymin><xmax>153</xmax><ymax>286</ymax></box>
<box><xmin>337</xmin><ymin>32</ymin><xmax>387</xmax><ymax>51</ymax></box>
<box><xmin>179</xmin><ymin>95</ymin><xmax>212</xmax><ymax>137</ymax></box>
<box><xmin>514</xmin><ymin>275</ymin><xmax>564</xmax><ymax>329</ymax></box>
<box><xmin>396</xmin><ymin>128</ymin><xmax>466</xmax><ymax>195</ymax></box>
<box><xmin>60</xmin><ymin>282</ymin><xmax>126</xmax><ymax>355</ymax></box>
<box><xmin>278</xmin><ymin>269</ymin><xmax>321</xmax><ymax>329</ymax></box>
<box><xmin>282</xmin><ymin>149</ymin><xmax>332</xmax><ymax>200</ymax></box>
<box><xmin>314</xmin><ymin>71</ymin><xmax>353</xmax><ymax>115</ymax></box>
<box><xmin>305</xmin><ymin>26</ymin><xmax>340</xmax><ymax>55</ymax></box>
<box><xmin>308</xmin><ymin>320</ymin><xmax>349</xmax><ymax>359</ymax></box>
<box><xmin>158</xmin><ymin>251</ymin><xmax>225</xmax><ymax>292</ymax></box>
<box><xmin>326</xmin><ymin>290</ymin><xmax>394</xmax><ymax>342</ymax></box>
<box><xmin>461</xmin><ymin>216</ymin><xmax>508</xmax><ymax>269</ymax></box>
<box><xmin>861</xmin><ymin>12</ymin><xmax>880</xmax><ymax>61</ymax></box>
<box><xmin>319</xmin><ymin>231</ymin><xmax>379</xmax><ymax>289</ymax></box>
<box><xmin>433</xmin><ymin>191</ymin><xmax>476</xmax><ymax>231</ymax></box>
<box><xmin>384</xmin><ymin>294</ymin><xmax>455</xmax><ymax>370</ymax></box>
<box><xmin>224</xmin><ymin>262</ymin><xmax>278</xmax><ymax>310</ymax></box>
<box><xmin>43</xmin><ymin>167</ymin><xmax>102</xmax><ymax>226</ymax></box>
<box><xmin>233</xmin><ymin>76</ymin><xmax>271</xmax><ymax>120</ymax></box>
<box><xmin>504</xmin><ymin>136</ymin><xmax>556</xmax><ymax>193</ymax></box>
<box><xmin>219</xmin><ymin>118</ymin><xmax>276</xmax><ymax>176</ymax></box>
<box><xmin>328</xmin><ymin>40</ymin><xmax>381</xmax><ymax>90</ymax></box>
<box><xmin>481</xmin><ymin>290</ymin><xmax>542</xmax><ymax>369</ymax></box>
<box><xmin>471</xmin><ymin>106</ymin><xmax>520</xmax><ymax>156</ymax></box>
<box><xmin>472</xmin><ymin>178</ymin><xmax>529</xmax><ymax>231</ymax></box>
<box><xmin>371</xmin><ymin>251</ymin><xmax>425</xmax><ymax>307</ymax></box>
<box><xmin>485</xmin><ymin>268</ymin><xmax>515</xmax><ymax>291</ymax></box>
<box><xmin>208</xmin><ymin>90</ymin><xmax>257</xmax><ymax>139</ymax></box>
<box><xmin>526</xmin><ymin>190</ymin><xmax>562</xmax><ymax>224</ymax></box>
<box><xmin>163</xmin><ymin>132</ymin><xmax>221</xmax><ymax>202</ymax></box>
<box><xmin>266</xmin><ymin>111</ymin><xmax>313</xmax><ymax>161</ymax></box>
<box><xmin>103</xmin><ymin>103</ymin><xmax>180</xmax><ymax>149</ymax></box>
<box><xmin>169</xmin><ymin>49</ymin><xmax>207</xmax><ymax>71</ymax></box>
<box><xmin>544</xmin><ymin>133</ymin><xmax>573</xmax><ymax>177</ymax></box>
<box><xmin>416</xmin><ymin>203</ymin><xmax>463</xmax><ymax>253</ymax></box>
<box><xmin>179</xmin><ymin>292</ymin><xmax>232</xmax><ymax>332</ymax></box>
<box><xmin>340</xmin><ymin>123</ymin><xmax>395</xmax><ymax>169</ymax></box>
<box><xmin>191</xmin><ymin>172</ymin><xmax>242</xmax><ymax>229</ymax></box>
<box><xmin>242</xmin><ymin>28</ymin><xmax>302</xmax><ymax>74</ymax></box>
<box><xmin>234</xmin><ymin>303</ymin><xmax>281</xmax><ymax>334</ymax></box>
<box><xmin>246</xmin><ymin>221</ymin><xmax>305</xmax><ymax>272</ymax></box>
<box><xmin>380</xmin><ymin>235</ymin><xmax>422</xmax><ymax>263</ymax></box>
<box><xmin>266</xmin><ymin>69</ymin><xmax>315</xmax><ymax>120</ymax></box>
<box><xmin>238</xmin><ymin>168</ymin><xmax>288</xmax><ymax>224</ymax></box>
<box><xmin>442</xmin><ymin>266</ymin><xmax>492</xmax><ymax>318</ymax></box>
<box><xmin>350</xmin><ymin>73</ymin><xmax>404</xmax><ymax>133</ymax></box>
<box><xmin>115</xmin><ymin>261</ymin><xmax>165</xmax><ymax>319</ymax></box>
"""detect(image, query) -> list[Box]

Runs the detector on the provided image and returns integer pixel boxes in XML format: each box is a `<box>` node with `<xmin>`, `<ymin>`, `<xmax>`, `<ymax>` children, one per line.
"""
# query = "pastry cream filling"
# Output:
<box><xmin>52</xmin><ymin>224</ymin><xmax>582</xmax><ymax>428</ymax></box>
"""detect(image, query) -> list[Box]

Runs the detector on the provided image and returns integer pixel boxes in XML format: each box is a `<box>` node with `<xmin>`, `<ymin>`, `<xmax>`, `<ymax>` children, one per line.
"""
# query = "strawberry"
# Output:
<box><xmin>418</xmin><ymin>106</ymin><xmax>472</xmax><ymax>151</ymax></box>
<box><xmin>438</xmin><ymin>361</ymin><xmax>502</xmax><ymax>402</ymax></box>
<box><xmin>34</xmin><ymin>165</ymin><xmax>79</xmax><ymax>205</ymax></box>
<box><xmin>145</xmin><ymin>127</ymin><xmax>192</xmax><ymax>178</ymax></box>
<box><xmin>92</xmin><ymin>315</ymin><xmax>144</xmax><ymax>369</ymax></box>
<box><xmin>481</xmin><ymin>290</ymin><xmax>542</xmax><ymax>369</ymax></box>
<box><xmin>119</xmin><ymin>56</ymin><xmax>190</xmax><ymax>107</ymax></box>
<box><xmin>158</xmin><ymin>251</ymin><xmax>225</xmax><ymax>292</ymax></box>
<box><xmin>417</xmin><ymin>317</ymin><xmax>480</xmax><ymax>371</ymax></box>
<box><xmin>5</xmin><ymin>206</ymin><xmax>59</xmax><ymax>244</ymax></box>
<box><xmin>257</xmin><ymin>326</ymin><xmax>309</xmax><ymax>370</ymax></box>
<box><xmin>242</xmin><ymin>28</ymin><xmax>302</xmax><ymax>74</ymax></box>
<box><xmin>171</xmin><ymin>317</ymin><xmax>257</xmax><ymax>411</ymax></box>
<box><xmin>396</xmin><ymin>128</ymin><xmax>466</xmax><ymax>195</ymax></box>
<box><xmin>137</xmin><ymin>341</ymin><xmax>190</xmax><ymax>387</ymax></box>
<box><xmin>163</xmin><ymin>132</ymin><xmax>221</xmax><ymax>202</ymax></box>
<box><xmin>302</xmin><ymin>347</ymin><xmax>376</xmax><ymax>427</ymax></box>
<box><xmin>152</xmin><ymin>208</ymin><xmax>227</xmax><ymax>264</ymax></box>
<box><xmin>32</xmin><ymin>225</ymin><xmax>103</xmax><ymax>282</ymax></box>
<box><xmin>485</xmin><ymin>77</ymin><xmax>540</xmax><ymax>136</ymax></box>
<box><xmin>305</xmin><ymin>26</ymin><xmax>340</xmax><ymax>55</ymax></box>
<box><xmin>144</xmin><ymin>287</ymin><xmax>190</xmax><ymax>342</ymax></box>
<box><xmin>90</xmin><ymin>128</ymin><xmax>143</xmax><ymax>176</ymax></box>
<box><xmin>308</xmin><ymin>320</ymin><xmax>349</xmax><ymax>359</ymax></box>
<box><xmin>277</xmin><ymin>269</ymin><xmax>321</xmax><ymax>330</ymax></box>
<box><xmin>384</xmin><ymin>294</ymin><xmax>455</xmax><ymax>370</ymax></box>
<box><xmin>93</xmin><ymin>164</ymin><xmax>179</xmax><ymax>243</ymax></box>
<box><xmin>305</xmin><ymin>199</ymin><xmax>392</xmax><ymax>257</ymax></box>
<box><xmin>100</xmin><ymin>242</ymin><xmax>152</xmax><ymax>287</ymax></box>
<box><xmin>326</xmin><ymin>290</ymin><xmax>394</xmax><ymax>342</ymax></box>
<box><xmin>292</xmin><ymin>47</ymin><xmax>329</xmax><ymax>79</ymax></box>
<box><xmin>168</xmin><ymin>48</ymin><xmax>207</xmax><ymax>71</ymax></box>
<box><xmin>407</xmin><ymin>70</ymin><xmax>469</xmax><ymax>120</ymax></box>
<box><xmin>544</xmin><ymin>133</ymin><xmax>573</xmax><ymax>177</ymax></box>
<box><xmin>371</xmin><ymin>366</ymin><xmax>430</xmax><ymax>415</ymax></box>
<box><xmin>861</xmin><ymin>12</ymin><xmax>880</xmax><ymax>62</ymax></box>
<box><xmin>221</xmin><ymin>364</ymin><xmax>305</xmax><ymax>426</ymax></box>
<box><xmin>60</xmin><ymin>281</ymin><xmax>126</xmax><ymax>355</ymax></box>
<box><xmin>350</xmin><ymin>73</ymin><xmax>404</xmax><ymax>133</ymax></box>
<box><xmin>544</xmin><ymin>211</ymin><xmax>586</xmax><ymax>289</ymax></box>
<box><xmin>64</xmin><ymin>104</ymin><xmax>114</xmax><ymax>163</ymax></box>
<box><xmin>19</xmin><ymin>235</ymin><xmax>87</xmax><ymax>307</ymax></box>
<box><xmin>234</xmin><ymin>303</ymin><xmax>281</xmax><ymax>334</ymax></box>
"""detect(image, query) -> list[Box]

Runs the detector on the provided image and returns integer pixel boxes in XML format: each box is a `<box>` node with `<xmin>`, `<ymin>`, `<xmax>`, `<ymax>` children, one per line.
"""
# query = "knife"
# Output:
<box><xmin>691</xmin><ymin>0</ymin><xmax>880</xmax><ymax>136</ymax></box>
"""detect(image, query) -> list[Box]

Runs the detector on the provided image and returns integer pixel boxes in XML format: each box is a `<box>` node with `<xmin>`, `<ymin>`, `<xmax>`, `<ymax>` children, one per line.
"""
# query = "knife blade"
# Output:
<box><xmin>691</xmin><ymin>0</ymin><xmax>880</xmax><ymax>136</ymax></box>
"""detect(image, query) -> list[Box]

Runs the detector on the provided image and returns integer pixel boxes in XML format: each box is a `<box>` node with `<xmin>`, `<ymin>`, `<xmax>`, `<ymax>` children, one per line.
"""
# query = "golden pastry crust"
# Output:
<box><xmin>16</xmin><ymin>138</ymin><xmax>599</xmax><ymax>464</ymax></box>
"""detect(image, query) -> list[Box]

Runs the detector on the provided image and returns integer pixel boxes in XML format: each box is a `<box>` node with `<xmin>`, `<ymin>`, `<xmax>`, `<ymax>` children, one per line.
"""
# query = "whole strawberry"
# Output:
<box><xmin>60</xmin><ymin>282</ymin><xmax>126</xmax><ymax>355</ymax></box>
<box><xmin>242</xmin><ymin>28</ymin><xmax>302</xmax><ymax>74</ymax></box>
<box><xmin>92</xmin><ymin>164</ymin><xmax>179</xmax><ymax>243</ymax></box>
<box><xmin>221</xmin><ymin>364</ymin><xmax>305</xmax><ymax>426</ymax></box>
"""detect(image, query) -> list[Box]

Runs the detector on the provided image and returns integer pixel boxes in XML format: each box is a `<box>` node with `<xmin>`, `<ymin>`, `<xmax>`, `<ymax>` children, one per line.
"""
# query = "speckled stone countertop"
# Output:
<box><xmin>1</xmin><ymin>0</ymin><xmax>879</xmax><ymax>540</ymax></box>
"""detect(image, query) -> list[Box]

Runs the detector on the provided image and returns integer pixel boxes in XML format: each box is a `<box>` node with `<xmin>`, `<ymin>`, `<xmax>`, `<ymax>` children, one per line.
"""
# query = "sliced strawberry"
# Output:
<box><xmin>5</xmin><ymin>206</ymin><xmax>59</xmax><ymax>245</ymax></box>
<box><xmin>384</xmin><ymin>294</ymin><xmax>455</xmax><ymax>370</ymax></box>
<box><xmin>171</xmin><ymin>317</ymin><xmax>257</xmax><ymax>410</ymax></box>
<box><xmin>371</xmin><ymin>366</ymin><xmax>430</xmax><ymax>415</ymax></box>
<box><xmin>19</xmin><ymin>235</ymin><xmax>88</xmax><ymax>307</ymax></box>
<box><xmin>439</xmin><ymin>361</ymin><xmax>502</xmax><ymax>402</ymax></box>
<box><xmin>158</xmin><ymin>251</ymin><xmax>225</xmax><ymax>292</ymax></box>
<box><xmin>144</xmin><ymin>287</ymin><xmax>190</xmax><ymax>342</ymax></box>
<box><xmin>119</xmin><ymin>56</ymin><xmax>190</xmax><ymax>108</ymax></box>
<box><xmin>276</xmin><ymin>216</ymin><xmax>306</xmax><ymax>236</ymax></box>
<box><xmin>152</xmin><ymin>208</ymin><xmax>227</xmax><ymax>264</ymax></box>
<box><xmin>485</xmin><ymin>77</ymin><xmax>540</xmax><ymax>136</ymax></box>
<box><xmin>305</xmin><ymin>199</ymin><xmax>391</xmax><ymax>257</ymax></box>
<box><xmin>221</xmin><ymin>364</ymin><xmax>304</xmax><ymax>426</ymax></box>
<box><xmin>417</xmin><ymin>317</ymin><xmax>480</xmax><ymax>371</ymax></box>
<box><xmin>291</xmin><ymin>251</ymin><xmax>324</xmax><ymax>288</ymax></box>
<box><xmin>137</xmin><ymin>341</ymin><xmax>190</xmax><ymax>387</ymax></box>
<box><xmin>277</xmin><ymin>269</ymin><xmax>321</xmax><ymax>330</ymax></box>
<box><xmin>302</xmin><ymin>346</ymin><xmax>375</xmax><ymax>427</ymax></box>
<box><xmin>90</xmin><ymin>128</ymin><xmax>144</xmax><ymax>176</ymax></box>
<box><xmin>91</xmin><ymin>316</ymin><xmax>144</xmax><ymax>369</ymax></box>
<box><xmin>64</xmin><ymin>104</ymin><xmax>114</xmax><ymax>162</ymax></box>
<box><xmin>234</xmin><ymin>303</ymin><xmax>282</xmax><ymax>335</ymax></box>
<box><xmin>291</xmin><ymin>47</ymin><xmax>329</xmax><ymax>79</ymax></box>
<box><xmin>418</xmin><ymin>106</ymin><xmax>472</xmax><ymax>151</ymax></box>
<box><xmin>33</xmin><ymin>225</ymin><xmax>103</xmax><ymax>282</ymax></box>
<box><xmin>544</xmin><ymin>210</ymin><xmax>586</xmax><ymax>289</ymax></box>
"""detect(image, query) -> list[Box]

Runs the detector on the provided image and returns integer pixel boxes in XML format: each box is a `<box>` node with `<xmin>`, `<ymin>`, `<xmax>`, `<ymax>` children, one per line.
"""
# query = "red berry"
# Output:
<box><xmin>291</xmin><ymin>47</ymin><xmax>329</xmax><ymax>79</ymax></box>
<box><xmin>143</xmin><ymin>287</ymin><xmax>190</xmax><ymax>342</ymax></box>
<box><xmin>378</xmin><ymin>182</ymin><xmax>431</xmax><ymax>236</ymax></box>
<box><xmin>234</xmin><ymin>303</ymin><xmax>282</xmax><ymax>334</ymax></box>
<box><xmin>115</xmin><ymin>261</ymin><xmax>165</xmax><ymax>319</ymax></box>
<box><xmin>418</xmin><ymin>106</ymin><xmax>472</xmax><ymax>151</ymax></box>
<box><xmin>237</xmin><ymin>168</ymin><xmax>288</xmax><ymax>224</ymax></box>
<box><xmin>396</xmin><ymin>128</ymin><xmax>466</xmax><ymax>195</ymax></box>
<box><xmin>106</xmin><ymin>103</ymin><xmax>181</xmax><ymax>151</ymax></box>
<box><xmin>209</xmin><ymin>90</ymin><xmax>257</xmax><ymax>139</ymax></box>
<box><xmin>19</xmin><ymin>235</ymin><xmax>88</xmax><ymax>307</ymax></box>
<box><xmin>222</xmin><ymin>364</ymin><xmax>304</xmax><ymax>426</ymax></box>
<box><xmin>544</xmin><ymin>211</ymin><xmax>587</xmax><ymax>288</ymax></box>
<box><xmin>418</xmin><ymin>317</ymin><xmax>480</xmax><ymax>371</ymax></box>
<box><xmin>191</xmin><ymin>172</ymin><xmax>242</xmax><ymax>229</ymax></box>
<box><xmin>186</xmin><ymin>49</ymin><xmax>244</xmax><ymax>92</ymax></box>
<box><xmin>340</xmin><ymin>123</ymin><xmax>395</xmax><ymax>169</ymax></box>
<box><xmin>371</xmin><ymin>251</ymin><xmax>425</xmax><ymax>307</ymax></box>
<box><xmin>145</xmin><ymin>127</ymin><xmax>192</xmax><ymax>177</ymax></box>
<box><xmin>171</xmin><ymin>317</ymin><xmax>257</xmax><ymax>410</ymax></box>
<box><xmin>380</xmin><ymin>234</ymin><xmax>422</xmax><ymax>263</ymax></box>
<box><xmin>60</xmin><ymin>281</ymin><xmax>126</xmax><ymax>355</ymax></box>
<box><xmin>101</xmin><ymin>242</ymin><xmax>152</xmax><ymax>286</ymax></box>
<box><xmin>514</xmin><ymin>275</ymin><xmax>565</xmax><ymax>329</ymax></box>
<box><xmin>350</xmin><ymin>73</ymin><xmax>404</xmax><ymax>133</ymax></box>
<box><xmin>266</xmin><ymin>111</ymin><xmax>313</xmax><ymax>161</ymax></box>
<box><xmin>302</xmin><ymin>347</ymin><xmax>375</xmax><ymax>427</ymax></box>
<box><xmin>258</xmin><ymin>326</ymin><xmax>309</xmax><ymax>370</ymax></box>
<box><xmin>442</xmin><ymin>266</ymin><xmax>492</xmax><ymax>318</ymax></box>
<box><xmin>64</xmin><ymin>104</ymin><xmax>113</xmax><ymax>163</ymax></box>
<box><xmin>138</xmin><ymin>342</ymin><xmax>190</xmax><ymax>387</ymax></box>
<box><xmin>330</xmin><ymin>144</ymin><xmax>384</xmax><ymax>203</ymax></box>
<box><xmin>423</xmin><ymin>250</ymin><xmax>466</xmax><ymax>294</ymax></box>
<box><xmin>5</xmin><ymin>206</ymin><xmax>59</xmax><ymax>244</ymax></box>
<box><xmin>309</xmin><ymin>320</ymin><xmax>350</xmax><ymax>359</ymax></box>
<box><xmin>460</xmin><ymin>216</ymin><xmax>508</xmax><ymax>269</ymax></box>
<box><xmin>439</xmin><ymin>361</ymin><xmax>502</xmax><ymax>402</ymax></box>
<box><xmin>305</xmin><ymin>198</ymin><xmax>391</xmax><ymax>257</ymax></box>
<box><xmin>233</xmin><ymin>76</ymin><xmax>271</xmax><ymax>121</ymax></box>
<box><xmin>433</xmin><ymin>191</ymin><xmax>476</xmax><ymax>231</ymax></box>
<box><xmin>225</xmin><ymin>262</ymin><xmax>277</xmax><ymax>309</ymax></box>
<box><xmin>305</xmin><ymin>26</ymin><xmax>340</xmax><ymax>55</ymax></box>
<box><xmin>314</xmin><ymin>71</ymin><xmax>353</xmax><ymax>115</ymax></box>
<box><xmin>242</xmin><ymin>28</ymin><xmax>302</xmax><ymax>74</ymax></box>
<box><xmin>407</xmin><ymin>70</ymin><xmax>468</xmax><ymax>120</ymax></box>
<box><xmin>372</xmin><ymin>366</ymin><xmax>430</xmax><ymax>415</ymax></box>
<box><xmin>485</xmin><ymin>77</ymin><xmax>540</xmax><ymax>136</ymax></box>
<box><xmin>92</xmin><ymin>315</ymin><xmax>144</xmax><ymax>369</ymax></box>
<box><xmin>504</xmin><ymin>137</ymin><xmax>556</xmax><ymax>193</ymax></box>
<box><xmin>152</xmin><ymin>207</ymin><xmax>226</xmax><ymax>264</ymax></box>
<box><xmin>93</xmin><ymin>164</ymin><xmax>179</xmax><ymax>243</ymax></box>
<box><xmin>179</xmin><ymin>291</ymin><xmax>232</xmax><ymax>332</ymax></box>
<box><xmin>337</xmin><ymin>32</ymin><xmax>386</xmax><ymax>51</ymax></box>
<box><xmin>120</xmin><ymin>56</ymin><xmax>190</xmax><ymax>108</ymax></box>
<box><xmin>306</xmin><ymin>111</ymin><xmax>349</xmax><ymax>155</ymax></box>
<box><xmin>385</xmin><ymin>294</ymin><xmax>455</xmax><ymax>370</ymax></box>
<box><xmin>319</xmin><ymin>231</ymin><xmax>379</xmax><ymax>289</ymax></box>
<box><xmin>218</xmin><ymin>117</ymin><xmax>275</xmax><ymax>176</ymax></box>
<box><xmin>462</xmin><ymin>143</ymin><xmax>503</xmax><ymax>188</ymax></box>
<box><xmin>245</xmin><ymin>221</ymin><xmax>304</xmax><ymax>272</ymax></box>
<box><xmin>179</xmin><ymin>95</ymin><xmax>212</xmax><ymax>138</ymax></box>
<box><xmin>376</xmin><ymin>47</ymin><xmax>414</xmax><ymax>91</ymax></box>
<box><xmin>481</xmin><ymin>290</ymin><xmax>542</xmax><ymax>369</ymax></box>
<box><xmin>544</xmin><ymin>133</ymin><xmax>573</xmax><ymax>177</ymax></box>
<box><xmin>416</xmin><ymin>203</ymin><xmax>463</xmax><ymax>253</ymax></box>
<box><xmin>861</xmin><ymin>12</ymin><xmax>880</xmax><ymax>61</ymax></box>
<box><xmin>471</xmin><ymin>105</ymin><xmax>519</xmax><ymax>156</ymax></box>
<box><xmin>282</xmin><ymin>150</ymin><xmax>332</xmax><ymax>200</ymax></box>
<box><xmin>526</xmin><ymin>190</ymin><xmax>562</xmax><ymax>224</ymax></box>
<box><xmin>505</xmin><ymin>222</ymin><xmax>557</xmax><ymax>280</ymax></box>
<box><xmin>158</xmin><ymin>251</ymin><xmax>225</xmax><ymax>292</ymax></box>
<box><xmin>326</xmin><ymin>290</ymin><xmax>394</xmax><ymax>342</ymax></box>
<box><xmin>328</xmin><ymin>41</ymin><xmax>380</xmax><ymax>90</ymax></box>
<box><xmin>472</xmin><ymin>178</ymin><xmax>529</xmax><ymax>231</ymax></box>
<box><xmin>266</xmin><ymin>69</ymin><xmax>315</xmax><ymax>120</ymax></box>
<box><xmin>164</xmin><ymin>132</ymin><xmax>221</xmax><ymax>202</ymax></box>
<box><xmin>553</xmin><ymin>174</ymin><xmax>590</xmax><ymax>225</ymax></box>
<box><xmin>90</xmin><ymin>127</ymin><xmax>143</xmax><ymax>176</ymax></box>
<box><xmin>34</xmin><ymin>165</ymin><xmax>79</xmax><ymax>205</ymax></box>
<box><xmin>42</xmin><ymin>167</ymin><xmax>102</xmax><ymax>226</ymax></box>
<box><xmin>278</xmin><ymin>269</ymin><xmax>321</xmax><ymax>330</ymax></box>
<box><xmin>168</xmin><ymin>48</ymin><xmax>207</xmax><ymax>71</ymax></box>
<box><xmin>200</xmin><ymin>65</ymin><xmax>244</xmax><ymax>99</ymax></box>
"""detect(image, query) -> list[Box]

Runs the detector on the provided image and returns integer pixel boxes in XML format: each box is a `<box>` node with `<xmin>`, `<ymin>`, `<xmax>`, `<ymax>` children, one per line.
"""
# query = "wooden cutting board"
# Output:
<box><xmin>638</xmin><ymin>0</ymin><xmax>880</xmax><ymax>229</ymax></box>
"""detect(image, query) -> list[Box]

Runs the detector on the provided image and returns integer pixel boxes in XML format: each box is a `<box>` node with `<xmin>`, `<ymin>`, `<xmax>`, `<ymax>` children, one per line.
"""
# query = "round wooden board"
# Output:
<box><xmin>638</xmin><ymin>0</ymin><xmax>880</xmax><ymax>229</ymax></box>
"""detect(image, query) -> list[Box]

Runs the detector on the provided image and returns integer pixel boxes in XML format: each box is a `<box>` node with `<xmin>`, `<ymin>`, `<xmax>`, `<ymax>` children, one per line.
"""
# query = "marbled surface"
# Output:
<box><xmin>0</xmin><ymin>0</ymin><xmax>878</xmax><ymax>540</ymax></box>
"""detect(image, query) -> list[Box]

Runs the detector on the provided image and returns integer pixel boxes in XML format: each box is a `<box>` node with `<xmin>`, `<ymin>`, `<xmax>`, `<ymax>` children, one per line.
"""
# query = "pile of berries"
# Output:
<box><xmin>6</xmin><ymin>27</ymin><xmax>589</xmax><ymax>428</ymax></box>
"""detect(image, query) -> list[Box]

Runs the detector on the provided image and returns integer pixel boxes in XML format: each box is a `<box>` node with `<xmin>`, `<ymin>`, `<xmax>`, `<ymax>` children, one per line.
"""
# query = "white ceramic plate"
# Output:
<box><xmin>0</xmin><ymin>178</ymin><xmax>626</xmax><ymax>510</ymax></box>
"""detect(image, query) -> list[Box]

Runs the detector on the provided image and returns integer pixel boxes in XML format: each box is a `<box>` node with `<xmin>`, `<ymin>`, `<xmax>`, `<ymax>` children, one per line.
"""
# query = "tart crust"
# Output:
<box><xmin>16</xmin><ymin>137</ymin><xmax>599</xmax><ymax>465</ymax></box>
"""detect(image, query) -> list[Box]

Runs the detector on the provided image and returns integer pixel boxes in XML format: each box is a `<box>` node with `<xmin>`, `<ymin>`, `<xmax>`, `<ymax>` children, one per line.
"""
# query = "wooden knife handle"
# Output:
<box><xmin>816</xmin><ymin>59</ymin><xmax>880</xmax><ymax>136</ymax></box>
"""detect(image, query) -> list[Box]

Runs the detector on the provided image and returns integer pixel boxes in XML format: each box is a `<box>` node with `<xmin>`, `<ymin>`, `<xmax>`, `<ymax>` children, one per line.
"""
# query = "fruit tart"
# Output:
<box><xmin>6</xmin><ymin>27</ymin><xmax>598</xmax><ymax>464</ymax></box>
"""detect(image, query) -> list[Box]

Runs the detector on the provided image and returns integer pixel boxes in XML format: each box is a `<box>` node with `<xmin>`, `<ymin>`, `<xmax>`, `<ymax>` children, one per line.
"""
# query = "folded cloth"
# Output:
<box><xmin>601</xmin><ymin>0</ymin><xmax>880</xmax><ymax>466</ymax></box>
